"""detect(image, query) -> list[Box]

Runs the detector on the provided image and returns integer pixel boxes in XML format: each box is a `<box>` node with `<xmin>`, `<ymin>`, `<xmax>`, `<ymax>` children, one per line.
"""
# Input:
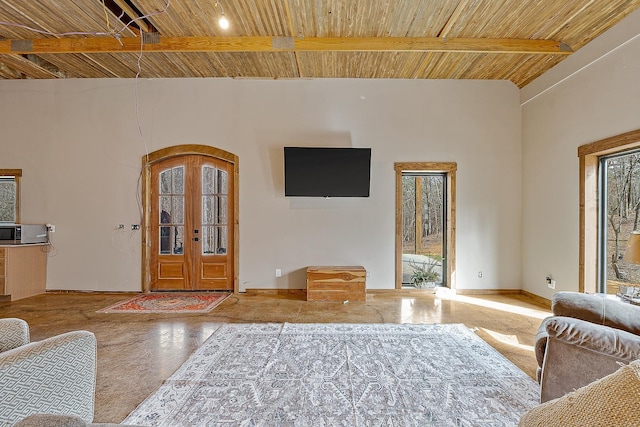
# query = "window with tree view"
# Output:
<box><xmin>0</xmin><ymin>170</ymin><xmax>20</xmax><ymax>223</ymax></box>
<box><xmin>601</xmin><ymin>151</ymin><xmax>640</xmax><ymax>294</ymax></box>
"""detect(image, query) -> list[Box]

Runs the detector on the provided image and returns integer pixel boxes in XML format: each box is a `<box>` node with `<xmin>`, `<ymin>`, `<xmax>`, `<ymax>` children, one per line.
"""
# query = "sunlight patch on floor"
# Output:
<box><xmin>435</xmin><ymin>289</ymin><xmax>550</xmax><ymax>320</ymax></box>
<box><xmin>400</xmin><ymin>297</ymin><xmax>443</xmax><ymax>323</ymax></box>
<box><xmin>480</xmin><ymin>328</ymin><xmax>535</xmax><ymax>352</ymax></box>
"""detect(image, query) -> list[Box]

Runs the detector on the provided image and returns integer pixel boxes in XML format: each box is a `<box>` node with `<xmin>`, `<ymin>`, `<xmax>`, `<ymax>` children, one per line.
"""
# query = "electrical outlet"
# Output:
<box><xmin>478</xmin><ymin>271</ymin><xmax>483</xmax><ymax>278</ymax></box>
<box><xmin>275</xmin><ymin>269</ymin><xmax>282</xmax><ymax>277</ymax></box>
<box><xmin>547</xmin><ymin>276</ymin><xmax>556</xmax><ymax>289</ymax></box>
<box><xmin>47</xmin><ymin>224</ymin><xmax>55</xmax><ymax>233</ymax></box>
<box><xmin>131</xmin><ymin>224</ymin><xmax>140</xmax><ymax>230</ymax></box>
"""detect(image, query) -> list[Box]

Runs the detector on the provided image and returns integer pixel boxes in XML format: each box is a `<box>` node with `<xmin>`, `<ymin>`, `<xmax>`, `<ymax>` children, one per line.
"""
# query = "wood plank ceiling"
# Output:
<box><xmin>0</xmin><ymin>0</ymin><xmax>637</xmax><ymax>87</ymax></box>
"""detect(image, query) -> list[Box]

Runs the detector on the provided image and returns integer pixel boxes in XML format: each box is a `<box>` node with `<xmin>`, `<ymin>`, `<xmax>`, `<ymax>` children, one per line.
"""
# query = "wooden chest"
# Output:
<box><xmin>306</xmin><ymin>266</ymin><xmax>366</xmax><ymax>302</ymax></box>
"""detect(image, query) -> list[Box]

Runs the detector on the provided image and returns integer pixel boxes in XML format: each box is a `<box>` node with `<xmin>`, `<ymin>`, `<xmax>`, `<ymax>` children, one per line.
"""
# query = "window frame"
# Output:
<box><xmin>0</xmin><ymin>169</ymin><xmax>22</xmax><ymax>224</ymax></box>
<box><xmin>578</xmin><ymin>129</ymin><xmax>640</xmax><ymax>293</ymax></box>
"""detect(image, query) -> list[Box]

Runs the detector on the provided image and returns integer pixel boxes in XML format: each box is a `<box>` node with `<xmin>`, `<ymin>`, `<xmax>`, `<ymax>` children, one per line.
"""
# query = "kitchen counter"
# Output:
<box><xmin>0</xmin><ymin>241</ymin><xmax>49</xmax><ymax>247</ymax></box>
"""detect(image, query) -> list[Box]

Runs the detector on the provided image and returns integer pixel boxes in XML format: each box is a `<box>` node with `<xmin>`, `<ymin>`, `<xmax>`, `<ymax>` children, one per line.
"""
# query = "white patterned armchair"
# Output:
<box><xmin>0</xmin><ymin>318</ymin><xmax>97</xmax><ymax>426</ymax></box>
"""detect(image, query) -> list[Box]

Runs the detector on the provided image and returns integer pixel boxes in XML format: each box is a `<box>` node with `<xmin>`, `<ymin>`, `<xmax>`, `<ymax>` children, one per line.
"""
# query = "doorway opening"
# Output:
<box><xmin>142</xmin><ymin>145</ymin><xmax>239</xmax><ymax>293</ymax></box>
<box><xmin>401</xmin><ymin>172</ymin><xmax>447</xmax><ymax>288</ymax></box>
<box><xmin>395</xmin><ymin>162</ymin><xmax>456</xmax><ymax>290</ymax></box>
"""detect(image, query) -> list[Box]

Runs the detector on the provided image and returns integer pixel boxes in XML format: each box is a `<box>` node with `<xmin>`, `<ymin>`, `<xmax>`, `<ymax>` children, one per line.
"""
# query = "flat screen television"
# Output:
<box><xmin>284</xmin><ymin>147</ymin><xmax>371</xmax><ymax>197</ymax></box>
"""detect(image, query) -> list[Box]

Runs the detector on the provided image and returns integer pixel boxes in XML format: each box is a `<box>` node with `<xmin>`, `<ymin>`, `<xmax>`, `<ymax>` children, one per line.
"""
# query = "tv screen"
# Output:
<box><xmin>284</xmin><ymin>147</ymin><xmax>371</xmax><ymax>197</ymax></box>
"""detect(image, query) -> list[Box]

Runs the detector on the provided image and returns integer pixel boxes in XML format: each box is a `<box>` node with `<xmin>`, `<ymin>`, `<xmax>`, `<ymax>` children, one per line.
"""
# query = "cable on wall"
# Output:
<box><xmin>100</xmin><ymin>0</ymin><xmax>112</xmax><ymax>34</ymax></box>
<box><xmin>135</xmin><ymin>33</ymin><xmax>150</xmax><ymax>162</ymax></box>
<box><xmin>135</xmin><ymin>29</ymin><xmax>149</xmax><ymax>226</ymax></box>
<box><xmin>117</xmin><ymin>0</ymin><xmax>171</xmax><ymax>35</ymax></box>
<box><xmin>0</xmin><ymin>0</ymin><xmax>240</xmax><ymax>233</ymax></box>
<box><xmin>0</xmin><ymin>0</ymin><xmax>170</xmax><ymax>40</ymax></box>
<box><xmin>0</xmin><ymin>1</ymin><xmax>172</xmax><ymax>229</ymax></box>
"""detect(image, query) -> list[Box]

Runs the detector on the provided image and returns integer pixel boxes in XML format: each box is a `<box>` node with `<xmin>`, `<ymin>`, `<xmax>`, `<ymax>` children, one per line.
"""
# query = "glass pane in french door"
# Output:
<box><xmin>202</xmin><ymin>166</ymin><xmax>228</xmax><ymax>255</ymax></box>
<box><xmin>401</xmin><ymin>173</ymin><xmax>446</xmax><ymax>288</ymax></box>
<box><xmin>601</xmin><ymin>151</ymin><xmax>640</xmax><ymax>297</ymax></box>
<box><xmin>158</xmin><ymin>166</ymin><xmax>185</xmax><ymax>255</ymax></box>
<box><xmin>202</xmin><ymin>226</ymin><xmax>227</xmax><ymax>255</ymax></box>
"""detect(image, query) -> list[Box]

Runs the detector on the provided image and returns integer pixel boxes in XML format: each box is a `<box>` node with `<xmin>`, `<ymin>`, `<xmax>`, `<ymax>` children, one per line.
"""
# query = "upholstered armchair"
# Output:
<box><xmin>535</xmin><ymin>291</ymin><xmax>640</xmax><ymax>402</ymax></box>
<box><xmin>0</xmin><ymin>318</ymin><xmax>97</xmax><ymax>426</ymax></box>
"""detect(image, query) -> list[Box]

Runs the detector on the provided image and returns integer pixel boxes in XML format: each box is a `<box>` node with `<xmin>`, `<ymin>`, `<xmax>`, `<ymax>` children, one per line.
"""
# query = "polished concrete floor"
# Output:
<box><xmin>0</xmin><ymin>290</ymin><xmax>550</xmax><ymax>423</ymax></box>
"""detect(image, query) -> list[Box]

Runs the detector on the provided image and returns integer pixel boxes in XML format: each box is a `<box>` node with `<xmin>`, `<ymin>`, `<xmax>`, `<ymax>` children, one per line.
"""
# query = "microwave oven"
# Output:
<box><xmin>0</xmin><ymin>224</ymin><xmax>48</xmax><ymax>244</ymax></box>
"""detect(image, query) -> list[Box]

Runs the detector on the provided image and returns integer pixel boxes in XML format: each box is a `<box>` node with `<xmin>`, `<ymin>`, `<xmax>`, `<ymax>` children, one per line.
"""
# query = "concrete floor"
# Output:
<box><xmin>0</xmin><ymin>290</ymin><xmax>550</xmax><ymax>423</ymax></box>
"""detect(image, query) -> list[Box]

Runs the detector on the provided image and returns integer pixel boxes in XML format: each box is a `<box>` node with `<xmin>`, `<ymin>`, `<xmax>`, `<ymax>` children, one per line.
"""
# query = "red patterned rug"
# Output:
<box><xmin>97</xmin><ymin>293</ymin><xmax>232</xmax><ymax>313</ymax></box>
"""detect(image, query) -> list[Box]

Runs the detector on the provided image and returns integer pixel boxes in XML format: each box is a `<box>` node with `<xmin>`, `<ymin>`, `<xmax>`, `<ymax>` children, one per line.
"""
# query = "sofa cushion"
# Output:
<box><xmin>534</xmin><ymin>317</ymin><xmax>550</xmax><ymax>370</ymax></box>
<box><xmin>0</xmin><ymin>331</ymin><xmax>96</xmax><ymax>425</ymax></box>
<box><xmin>552</xmin><ymin>292</ymin><xmax>640</xmax><ymax>335</ymax></box>
<box><xmin>545</xmin><ymin>316</ymin><xmax>640</xmax><ymax>361</ymax></box>
<box><xmin>0</xmin><ymin>318</ymin><xmax>30</xmax><ymax>353</ymax></box>
<box><xmin>519</xmin><ymin>359</ymin><xmax>640</xmax><ymax>427</ymax></box>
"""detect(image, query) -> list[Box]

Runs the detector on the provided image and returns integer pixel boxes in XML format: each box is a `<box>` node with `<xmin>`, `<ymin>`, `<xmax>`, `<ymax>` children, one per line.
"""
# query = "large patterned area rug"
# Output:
<box><xmin>97</xmin><ymin>292</ymin><xmax>231</xmax><ymax>313</ymax></box>
<box><xmin>123</xmin><ymin>323</ymin><xmax>538</xmax><ymax>426</ymax></box>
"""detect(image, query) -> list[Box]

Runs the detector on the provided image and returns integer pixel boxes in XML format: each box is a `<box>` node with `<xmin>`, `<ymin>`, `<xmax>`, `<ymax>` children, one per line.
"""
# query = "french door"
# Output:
<box><xmin>149</xmin><ymin>154</ymin><xmax>234</xmax><ymax>291</ymax></box>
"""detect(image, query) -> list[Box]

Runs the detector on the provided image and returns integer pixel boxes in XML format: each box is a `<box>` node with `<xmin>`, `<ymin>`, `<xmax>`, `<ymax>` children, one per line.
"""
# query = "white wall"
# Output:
<box><xmin>0</xmin><ymin>77</ymin><xmax>521</xmax><ymax>292</ymax></box>
<box><xmin>521</xmin><ymin>8</ymin><xmax>640</xmax><ymax>298</ymax></box>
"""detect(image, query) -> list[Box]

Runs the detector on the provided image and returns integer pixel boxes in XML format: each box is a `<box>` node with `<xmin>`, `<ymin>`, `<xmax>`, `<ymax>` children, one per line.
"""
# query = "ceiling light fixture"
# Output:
<box><xmin>214</xmin><ymin>1</ymin><xmax>230</xmax><ymax>30</ymax></box>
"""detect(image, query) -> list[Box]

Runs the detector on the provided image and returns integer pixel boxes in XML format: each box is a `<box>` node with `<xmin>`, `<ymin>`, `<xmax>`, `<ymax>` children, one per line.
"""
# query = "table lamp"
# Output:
<box><xmin>621</xmin><ymin>232</ymin><xmax>640</xmax><ymax>299</ymax></box>
<box><xmin>624</xmin><ymin>232</ymin><xmax>640</xmax><ymax>264</ymax></box>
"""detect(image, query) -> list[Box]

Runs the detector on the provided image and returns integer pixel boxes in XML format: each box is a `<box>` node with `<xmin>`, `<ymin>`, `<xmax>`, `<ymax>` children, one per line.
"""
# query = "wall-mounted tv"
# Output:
<box><xmin>284</xmin><ymin>147</ymin><xmax>371</xmax><ymax>197</ymax></box>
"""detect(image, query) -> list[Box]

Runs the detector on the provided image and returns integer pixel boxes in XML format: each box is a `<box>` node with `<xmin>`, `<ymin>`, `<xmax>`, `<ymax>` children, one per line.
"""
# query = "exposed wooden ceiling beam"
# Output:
<box><xmin>112</xmin><ymin>0</ymin><xmax>151</xmax><ymax>33</ymax></box>
<box><xmin>0</xmin><ymin>36</ymin><xmax>573</xmax><ymax>55</ymax></box>
<box><xmin>0</xmin><ymin>54</ymin><xmax>61</xmax><ymax>78</ymax></box>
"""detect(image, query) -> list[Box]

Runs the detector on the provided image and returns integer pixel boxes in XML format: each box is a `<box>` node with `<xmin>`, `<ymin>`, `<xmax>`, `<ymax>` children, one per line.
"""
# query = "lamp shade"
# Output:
<box><xmin>624</xmin><ymin>232</ymin><xmax>640</xmax><ymax>264</ymax></box>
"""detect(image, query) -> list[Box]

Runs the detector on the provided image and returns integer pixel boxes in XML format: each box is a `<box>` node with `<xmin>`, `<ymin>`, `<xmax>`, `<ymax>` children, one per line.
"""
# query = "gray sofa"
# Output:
<box><xmin>0</xmin><ymin>318</ymin><xmax>97</xmax><ymax>426</ymax></box>
<box><xmin>535</xmin><ymin>291</ymin><xmax>640</xmax><ymax>402</ymax></box>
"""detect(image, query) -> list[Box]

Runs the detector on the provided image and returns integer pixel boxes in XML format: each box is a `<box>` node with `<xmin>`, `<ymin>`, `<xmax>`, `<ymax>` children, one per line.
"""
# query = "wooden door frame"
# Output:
<box><xmin>394</xmin><ymin>162</ymin><xmax>457</xmax><ymax>290</ymax></box>
<box><xmin>142</xmin><ymin>145</ymin><xmax>239</xmax><ymax>293</ymax></box>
